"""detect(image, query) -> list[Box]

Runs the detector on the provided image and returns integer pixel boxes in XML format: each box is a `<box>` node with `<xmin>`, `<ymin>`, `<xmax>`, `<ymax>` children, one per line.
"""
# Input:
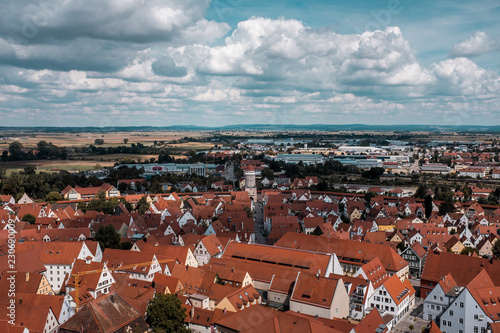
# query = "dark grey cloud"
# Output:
<box><xmin>0</xmin><ymin>0</ymin><xmax>220</xmax><ymax>44</ymax></box>
<box><xmin>152</xmin><ymin>56</ymin><xmax>187</xmax><ymax>77</ymax></box>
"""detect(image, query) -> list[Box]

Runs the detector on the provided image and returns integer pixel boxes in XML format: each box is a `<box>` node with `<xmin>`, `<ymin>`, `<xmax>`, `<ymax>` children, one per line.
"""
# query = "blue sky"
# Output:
<box><xmin>0</xmin><ymin>0</ymin><xmax>499</xmax><ymax>127</ymax></box>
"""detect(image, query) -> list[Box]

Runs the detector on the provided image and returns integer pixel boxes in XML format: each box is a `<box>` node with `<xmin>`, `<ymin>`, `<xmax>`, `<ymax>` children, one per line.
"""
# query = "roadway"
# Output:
<box><xmin>253</xmin><ymin>197</ymin><xmax>266</xmax><ymax>244</ymax></box>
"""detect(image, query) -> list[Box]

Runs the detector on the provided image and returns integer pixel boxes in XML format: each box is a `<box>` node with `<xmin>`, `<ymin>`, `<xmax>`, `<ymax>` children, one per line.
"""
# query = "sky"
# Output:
<box><xmin>0</xmin><ymin>0</ymin><xmax>499</xmax><ymax>127</ymax></box>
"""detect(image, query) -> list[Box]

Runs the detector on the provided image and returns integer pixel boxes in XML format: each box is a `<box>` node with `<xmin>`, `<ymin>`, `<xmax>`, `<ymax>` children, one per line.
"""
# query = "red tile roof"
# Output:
<box><xmin>422</xmin><ymin>251</ymin><xmax>500</xmax><ymax>287</ymax></box>
<box><xmin>275</xmin><ymin>232</ymin><xmax>408</xmax><ymax>274</ymax></box>
<box><xmin>383</xmin><ymin>274</ymin><xmax>415</xmax><ymax>306</ymax></box>
<box><xmin>291</xmin><ymin>272</ymin><xmax>341</xmax><ymax>309</ymax></box>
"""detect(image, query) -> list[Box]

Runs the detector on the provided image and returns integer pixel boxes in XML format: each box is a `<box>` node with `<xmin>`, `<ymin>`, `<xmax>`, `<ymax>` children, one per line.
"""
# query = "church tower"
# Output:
<box><xmin>244</xmin><ymin>165</ymin><xmax>257</xmax><ymax>202</ymax></box>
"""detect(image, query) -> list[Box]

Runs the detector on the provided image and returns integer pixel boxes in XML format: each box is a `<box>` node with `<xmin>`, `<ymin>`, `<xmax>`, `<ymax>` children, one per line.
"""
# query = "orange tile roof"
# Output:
<box><xmin>291</xmin><ymin>272</ymin><xmax>343</xmax><ymax>309</ymax></box>
<box><xmin>17</xmin><ymin>241</ymin><xmax>91</xmax><ymax>265</ymax></box>
<box><xmin>383</xmin><ymin>274</ymin><xmax>415</xmax><ymax>306</ymax></box>
<box><xmin>352</xmin><ymin>308</ymin><xmax>388</xmax><ymax>333</ymax></box>
<box><xmin>200</xmin><ymin>234</ymin><xmax>223</xmax><ymax>256</ymax></box>
<box><xmin>0</xmin><ymin>272</ymin><xmax>46</xmax><ymax>294</ymax></box>
<box><xmin>422</xmin><ymin>251</ymin><xmax>500</xmax><ymax>287</ymax></box>
<box><xmin>215</xmin><ymin>305</ymin><xmax>344</xmax><ymax>333</ymax></box>
<box><xmin>0</xmin><ymin>303</ymin><xmax>52</xmax><ymax>332</ymax></box>
<box><xmin>58</xmin><ymin>292</ymin><xmax>146</xmax><ymax>332</ymax></box>
<box><xmin>222</xmin><ymin>241</ymin><xmax>332</xmax><ymax>275</ymax></box>
<box><xmin>269</xmin><ymin>274</ymin><xmax>297</xmax><ymax>294</ymax></box>
<box><xmin>437</xmin><ymin>273</ymin><xmax>458</xmax><ymax>294</ymax></box>
<box><xmin>275</xmin><ymin>232</ymin><xmax>408</xmax><ymax>273</ymax></box>
<box><xmin>0</xmin><ymin>247</ymin><xmax>45</xmax><ymax>273</ymax></box>
<box><xmin>358</xmin><ymin>257</ymin><xmax>389</xmax><ymax>289</ymax></box>
<box><xmin>222</xmin><ymin>284</ymin><xmax>261</xmax><ymax>311</ymax></box>
<box><xmin>424</xmin><ymin>321</ymin><xmax>443</xmax><ymax>333</ymax></box>
<box><xmin>66</xmin><ymin>259</ymin><xmax>107</xmax><ymax>290</ymax></box>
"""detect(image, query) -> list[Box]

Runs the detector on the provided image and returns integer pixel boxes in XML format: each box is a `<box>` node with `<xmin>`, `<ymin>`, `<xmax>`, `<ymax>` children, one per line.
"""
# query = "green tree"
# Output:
<box><xmin>414</xmin><ymin>184</ymin><xmax>428</xmax><ymax>199</ymax></box>
<box><xmin>215</xmin><ymin>274</ymin><xmax>223</xmax><ymax>285</ymax></box>
<box><xmin>119</xmin><ymin>198</ymin><xmax>134</xmax><ymax>212</ymax></box>
<box><xmin>45</xmin><ymin>191</ymin><xmax>63</xmax><ymax>203</ymax></box>
<box><xmin>364</xmin><ymin>191</ymin><xmax>376</xmax><ymax>203</ymax></box>
<box><xmin>438</xmin><ymin>201</ymin><xmax>455</xmax><ymax>215</ymax></box>
<box><xmin>137</xmin><ymin>195</ymin><xmax>150</xmax><ymax>215</ymax></box>
<box><xmin>94</xmin><ymin>138</ymin><xmax>104</xmax><ymax>145</ymax></box>
<box><xmin>77</xmin><ymin>201</ymin><xmax>88</xmax><ymax>212</ymax></box>
<box><xmin>150</xmin><ymin>181</ymin><xmax>163</xmax><ymax>194</ymax></box>
<box><xmin>461</xmin><ymin>247</ymin><xmax>479</xmax><ymax>256</ymax></box>
<box><xmin>95</xmin><ymin>224</ymin><xmax>121</xmax><ymax>249</ymax></box>
<box><xmin>118</xmin><ymin>182</ymin><xmax>129</xmax><ymax>193</ymax></box>
<box><xmin>361</xmin><ymin>167</ymin><xmax>385</xmax><ymax>180</ymax></box>
<box><xmin>23</xmin><ymin>166</ymin><xmax>36</xmax><ymax>175</ymax></box>
<box><xmin>9</xmin><ymin>141</ymin><xmax>25</xmax><ymax>160</ymax></box>
<box><xmin>424</xmin><ymin>195</ymin><xmax>433</xmax><ymax>219</ymax></box>
<box><xmin>21</xmin><ymin>213</ymin><xmax>36</xmax><ymax>224</ymax></box>
<box><xmin>123</xmin><ymin>138</ymin><xmax>129</xmax><ymax>144</ymax></box>
<box><xmin>260</xmin><ymin>167</ymin><xmax>274</xmax><ymax>180</ymax></box>
<box><xmin>145</xmin><ymin>293</ymin><xmax>189</xmax><ymax>333</ymax></box>
<box><xmin>311</xmin><ymin>227</ymin><xmax>324</xmax><ymax>236</ymax></box>
<box><xmin>97</xmin><ymin>190</ymin><xmax>106</xmax><ymax>201</ymax></box>
<box><xmin>493</xmin><ymin>241</ymin><xmax>500</xmax><ymax>259</ymax></box>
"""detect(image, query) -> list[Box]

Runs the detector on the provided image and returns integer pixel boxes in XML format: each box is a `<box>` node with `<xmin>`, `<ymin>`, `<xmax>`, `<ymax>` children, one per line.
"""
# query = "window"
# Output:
<box><xmin>460</xmin><ymin>302</ymin><xmax>464</xmax><ymax>308</ymax></box>
<box><xmin>459</xmin><ymin>318</ymin><xmax>463</xmax><ymax>324</ymax></box>
<box><xmin>449</xmin><ymin>310</ymin><xmax>453</xmax><ymax>316</ymax></box>
<box><xmin>474</xmin><ymin>314</ymin><xmax>479</xmax><ymax>320</ymax></box>
<box><xmin>474</xmin><ymin>327</ymin><xmax>478</xmax><ymax>333</ymax></box>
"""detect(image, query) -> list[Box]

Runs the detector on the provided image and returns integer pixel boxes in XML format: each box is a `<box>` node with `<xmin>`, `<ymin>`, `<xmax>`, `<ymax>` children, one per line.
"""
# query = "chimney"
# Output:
<box><xmin>25</xmin><ymin>272</ymin><xmax>29</xmax><ymax>282</ymax></box>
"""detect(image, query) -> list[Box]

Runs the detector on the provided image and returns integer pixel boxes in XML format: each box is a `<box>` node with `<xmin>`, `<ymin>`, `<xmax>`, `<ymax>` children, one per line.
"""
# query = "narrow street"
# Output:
<box><xmin>253</xmin><ymin>197</ymin><xmax>266</xmax><ymax>244</ymax></box>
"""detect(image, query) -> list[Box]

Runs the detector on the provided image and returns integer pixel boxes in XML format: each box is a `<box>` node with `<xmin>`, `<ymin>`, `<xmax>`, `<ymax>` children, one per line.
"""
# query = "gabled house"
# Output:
<box><xmin>423</xmin><ymin>273</ymin><xmax>462</xmax><ymax>323</ymax></box>
<box><xmin>367</xmin><ymin>274</ymin><xmax>415</xmax><ymax>330</ymax></box>
<box><xmin>352</xmin><ymin>258</ymin><xmax>389</xmax><ymax>319</ymax></box>
<box><xmin>289</xmin><ymin>272</ymin><xmax>350</xmax><ymax>320</ymax></box>
<box><xmin>178</xmin><ymin>210</ymin><xmax>198</xmax><ymax>227</ymax></box>
<box><xmin>65</xmin><ymin>259</ymin><xmax>115</xmax><ymax>310</ymax></box>
<box><xmin>438</xmin><ymin>270</ymin><xmax>499</xmax><ymax>333</ymax></box>
<box><xmin>401</xmin><ymin>242</ymin><xmax>427</xmax><ymax>278</ymax></box>
<box><xmin>420</xmin><ymin>251</ymin><xmax>500</xmax><ymax>298</ymax></box>
<box><xmin>102</xmin><ymin>249</ymin><xmax>162</xmax><ymax>281</ymax></box>
<box><xmin>18</xmin><ymin>193</ymin><xmax>34</xmax><ymax>204</ymax></box>
<box><xmin>17</xmin><ymin>241</ymin><xmax>102</xmax><ymax>294</ymax></box>
<box><xmin>193</xmin><ymin>234</ymin><xmax>224</xmax><ymax>266</ymax></box>
<box><xmin>58</xmin><ymin>292</ymin><xmax>148</xmax><ymax>333</ymax></box>
<box><xmin>214</xmin><ymin>284</ymin><xmax>262</xmax><ymax>313</ymax></box>
<box><xmin>477</xmin><ymin>238</ymin><xmax>494</xmax><ymax>258</ymax></box>
<box><xmin>302</xmin><ymin>216</ymin><xmax>325</xmax><ymax>234</ymax></box>
<box><xmin>61</xmin><ymin>183</ymin><xmax>120</xmax><ymax>200</ymax></box>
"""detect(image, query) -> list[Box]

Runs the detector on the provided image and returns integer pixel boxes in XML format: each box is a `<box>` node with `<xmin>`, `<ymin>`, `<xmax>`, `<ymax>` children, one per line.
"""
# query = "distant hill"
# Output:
<box><xmin>0</xmin><ymin>124</ymin><xmax>499</xmax><ymax>133</ymax></box>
